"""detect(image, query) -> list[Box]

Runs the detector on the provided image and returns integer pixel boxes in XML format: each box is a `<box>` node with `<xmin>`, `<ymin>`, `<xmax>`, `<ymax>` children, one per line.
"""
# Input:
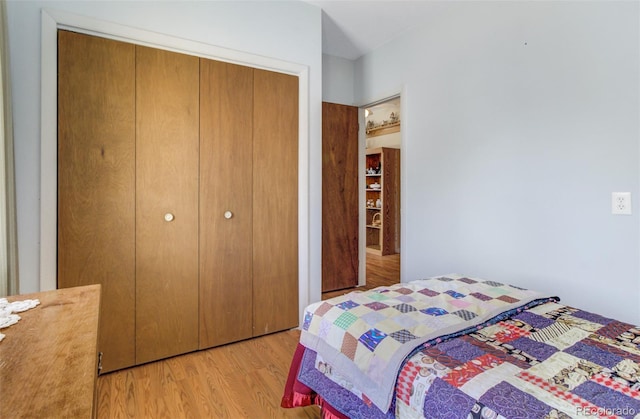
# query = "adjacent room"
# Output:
<box><xmin>1</xmin><ymin>0</ymin><xmax>638</xmax><ymax>417</ymax></box>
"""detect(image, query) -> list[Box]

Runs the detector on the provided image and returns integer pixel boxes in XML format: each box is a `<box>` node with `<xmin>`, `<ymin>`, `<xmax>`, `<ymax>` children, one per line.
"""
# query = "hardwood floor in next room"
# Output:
<box><xmin>322</xmin><ymin>253</ymin><xmax>400</xmax><ymax>300</ymax></box>
<box><xmin>97</xmin><ymin>253</ymin><xmax>400</xmax><ymax>418</ymax></box>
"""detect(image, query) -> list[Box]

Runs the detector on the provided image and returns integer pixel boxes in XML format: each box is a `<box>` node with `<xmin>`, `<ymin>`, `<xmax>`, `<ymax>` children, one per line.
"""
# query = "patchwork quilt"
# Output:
<box><xmin>283</xmin><ymin>276</ymin><xmax>640</xmax><ymax>418</ymax></box>
<box><xmin>298</xmin><ymin>275</ymin><xmax>554</xmax><ymax>412</ymax></box>
<box><xmin>393</xmin><ymin>301</ymin><xmax>640</xmax><ymax>418</ymax></box>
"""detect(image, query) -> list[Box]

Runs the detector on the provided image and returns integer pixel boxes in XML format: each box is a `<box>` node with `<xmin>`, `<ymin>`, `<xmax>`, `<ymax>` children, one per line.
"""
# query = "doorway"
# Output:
<box><xmin>320</xmin><ymin>96</ymin><xmax>401</xmax><ymax>301</ymax></box>
<box><xmin>362</xmin><ymin>96</ymin><xmax>401</xmax><ymax>289</ymax></box>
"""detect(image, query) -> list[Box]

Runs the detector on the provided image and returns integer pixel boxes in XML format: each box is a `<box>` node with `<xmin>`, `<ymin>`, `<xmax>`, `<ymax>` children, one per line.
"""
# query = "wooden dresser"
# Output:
<box><xmin>0</xmin><ymin>285</ymin><xmax>101</xmax><ymax>418</ymax></box>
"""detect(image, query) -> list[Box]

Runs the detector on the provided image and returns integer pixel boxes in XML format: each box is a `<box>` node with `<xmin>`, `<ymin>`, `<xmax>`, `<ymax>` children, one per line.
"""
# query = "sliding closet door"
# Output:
<box><xmin>57</xmin><ymin>30</ymin><xmax>136</xmax><ymax>373</ymax></box>
<box><xmin>135</xmin><ymin>46</ymin><xmax>200</xmax><ymax>364</ymax></box>
<box><xmin>199</xmin><ymin>60</ymin><xmax>254</xmax><ymax>348</ymax></box>
<box><xmin>252</xmin><ymin>70</ymin><xmax>299</xmax><ymax>334</ymax></box>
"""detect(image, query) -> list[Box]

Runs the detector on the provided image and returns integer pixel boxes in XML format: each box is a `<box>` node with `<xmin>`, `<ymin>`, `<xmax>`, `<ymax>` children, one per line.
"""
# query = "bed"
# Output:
<box><xmin>281</xmin><ymin>275</ymin><xmax>640</xmax><ymax>418</ymax></box>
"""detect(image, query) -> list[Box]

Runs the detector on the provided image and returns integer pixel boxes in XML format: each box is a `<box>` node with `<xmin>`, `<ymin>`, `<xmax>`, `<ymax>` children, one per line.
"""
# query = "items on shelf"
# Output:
<box><xmin>365</xmin><ymin>147</ymin><xmax>400</xmax><ymax>255</ymax></box>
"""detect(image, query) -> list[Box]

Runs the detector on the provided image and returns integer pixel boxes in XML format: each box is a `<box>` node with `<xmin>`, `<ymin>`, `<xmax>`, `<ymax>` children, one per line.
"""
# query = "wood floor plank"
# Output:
<box><xmin>97</xmin><ymin>254</ymin><xmax>400</xmax><ymax>418</ymax></box>
<box><xmin>97</xmin><ymin>330</ymin><xmax>320</xmax><ymax>418</ymax></box>
<box><xmin>322</xmin><ymin>253</ymin><xmax>400</xmax><ymax>300</ymax></box>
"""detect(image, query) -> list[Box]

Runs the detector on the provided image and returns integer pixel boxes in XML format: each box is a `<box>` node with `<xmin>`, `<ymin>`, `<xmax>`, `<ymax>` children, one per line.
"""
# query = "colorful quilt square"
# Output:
<box><xmin>361</xmin><ymin>311</ymin><xmax>386</xmax><ymax>326</ymax></box>
<box><xmin>453</xmin><ymin>309</ymin><xmax>477</xmax><ymax>321</ymax></box>
<box><xmin>359</xmin><ymin>328</ymin><xmax>387</xmax><ymax>352</ymax></box>
<box><xmin>584</xmin><ymin>336</ymin><xmax>640</xmax><ymax>363</ymax></box>
<box><xmin>318</xmin><ymin>318</ymin><xmax>333</xmax><ymax>339</ymax></box>
<box><xmin>389</xmin><ymin>329</ymin><xmax>418</xmax><ymax>344</ymax></box>
<box><xmin>549</xmin><ymin>358</ymin><xmax>602</xmax><ymax>390</ymax></box>
<box><xmin>619</xmin><ymin>328</ymin><xmax>640</xmax><ymax>347</ymax></box>
<box><xmin>396</xmin><ymin>294</ymin><xmax>416</xmax><ymax>303</ymax></box>
<box><xmin>437</xmin><ymin>339</ymin><xmax>486</xmax><ymax>363</ymax></box>
<box><xmin>443</xmin><ymin>361</ymin><xmax>484</xmax><ymax>388</ymax></box>
<box><xmin>423</xmin><ymin>378</ymin><xmax>477</xmax><ymax>418</ymax></box>
<box><xmin>340</xmin><ymin>332</ymin><xmax>358</xmax><ymax>360</ymax></box>
<box><xmin>483</xmin><ymin>287</ymin><xmax>511</xmax><ymax>298</ymax></box>
<box><xmin>510</xmin><ymin>337</ymin><xmax>558</xmax><ymax>362</ymax></box>
<box><xmin>483</xmin><ymin>280</ymin><xmax>504</xmax><ymax>287</ymax></box>
<box><xmin>565</xmin><ymin>341</ymin><xmax>624</xmax><ymax>369</ymax></box>
<box><xmin>480</xmin><ymin>381</ymin><xmax>553</xmax><ymax>418</ymax></box>
<box><xmin>533</xmin><ymin>325</ymin><xmax>587</xmax><ymax>350</ymax></box>
<box><xmin>394</xmin><ymin>287</ymin><xmax>414</xmax><ymax>295</ymax></box>
<box><xmin>493</xmin><ymin>322</ymin><xmax>531</xmax><ymax>343</ymax></box>
<box><xmin>525</xmin><ymin>352</ymin><xmax>582</xmax><ymax>382</ymax></box>
<box><xmin>461</xmin><ymin>362</ymin><xmax>522</xmax><ymax>400</ymax></box>
<box><xmin>457</xmin><ymin>277</ymin><xmax>478</xmax><ymax>284</ymax></box>
<box><xmin>449</xmin><ymin>299</ymin><xmax>471</xmax><ymax>309</ymax></box>
<box><xmin>336</xmin><ymin>300</ymin><xmax>359</xmax><ymax>311</ymax></box>
<box><xmin>419</xmin><ymin>288</ymin><xmax>440</xmax><ymax>297</ymax></box>
<box><xmin>470</xmin><ymin>292</ymin><xmax>492</xmax><ymax>301</ymax></box>
<box><xmin>598</xmin><ymin>320</ymin><xmax>636</xmax><ymax>340</ymax></box>
<box><xmin>571</xmin><ymin>310</ymin><xmax>613</xmax><ymax>326</ymax></box>
<box><xmin>513</xmin><ymin>311</ymin><xmax>555</xmax><ymax>330</ymax></box>
<box><xmin>367</xmin><ymin>293</ymin><xmax>390</xmax><ymax>302</ymax></box>
<box><xmin>421</xmin><ymin>307</ymin><xmax>448</xmax><ymax>316</ymax></box>
<box><xmin>445</xmin><ymin>290</ymin><xmax>466</xmax><ymax>299</ymax></box>
<box><xmin>364</xmin><ymin>302</ymin><xmax>389</xmax><ymax>311</ymax></box>
<box><xmin>422</xmin><ymin>347</ymin><xmax>465</xmax><ymax>369</ymax></box>
<box><xmin>334</xmin><ymin>311</ymin><xmax>358</xmax><ymax>330</ymax></box>
<box><xmin>396</xmin><ymin>360</ymin><xmax>420</xmax><ymax>404</ymax></box>
<box><xmin>544</xmin><ymin>305</ymin><xmax>579</xmax><ymax>320</ymax></box>
<box><xmin>558</xmin><ymin>315</ymin><xmax>602</xmax><ymax>333</ymax></box>
<box><xmin>302</xmin><ymin>311</ymin><xmax>313</xmax><ymax>330</ymax></box>
<box><xmin>393</xmin><ymin>303</ymin><xmax>417</xmax><ymax>313</ymax></box>
<box><xmin>436</xmin><ymin>277</ymin><xmax>455</xmax><ymax>282</ymax></box>
<box><xmin>497</xmin><ymin>295</ymin><xmax>520</xmax><ymax>304</ymax></box>
<box><xmin>606</xmin><ymin>358</ymin><xmax>640</xmax><ymax>388</ymax></box>
<box><xmin>314</xmin><ymin>302</ymin><xmax>333</xmax><ymax>316</ymax></box>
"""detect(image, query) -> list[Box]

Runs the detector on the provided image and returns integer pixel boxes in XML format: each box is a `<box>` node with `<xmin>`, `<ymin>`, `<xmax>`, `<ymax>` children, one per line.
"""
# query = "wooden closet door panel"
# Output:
<box><xmin>252</xmin><ymin>70</ymin><xmax>299</xmax><ymax>335</ymax></box>
<box><xmin>57</xmin><ymin>30</ymin><xmax>136</xmax><ymax>372</ymax></box>
<box><xmin>199</xmin><ymin>59</ymin><xmax>254</xmax><ymax>348</ymax></box>
<box><xmin>135</xmin><ymin>46</ymin><xmax>200</xmax><ymax>364</ymax></box>
<box><xmin>322</xmin><ymin>102</ymin><xmax>359</xmax><ymax>292</ymax></box>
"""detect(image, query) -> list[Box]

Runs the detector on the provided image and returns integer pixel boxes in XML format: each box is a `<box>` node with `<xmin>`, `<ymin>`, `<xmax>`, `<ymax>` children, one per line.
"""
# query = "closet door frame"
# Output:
<box><xmin>40</xmin><ymin>10</ymin><xmax>312</xmax><ymax>324</ymax></box>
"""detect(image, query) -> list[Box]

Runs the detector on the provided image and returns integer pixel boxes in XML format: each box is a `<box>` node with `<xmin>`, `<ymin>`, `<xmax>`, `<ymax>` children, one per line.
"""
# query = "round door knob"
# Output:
<box><xmin>224</xmin><ymin>211</ymin><xmax>233</xmax><ymax>219</ymax></box>
<box><xmin>164</xmin><ymin>213</ymin><xmax>175</xmax><ymax>222</ymax></box>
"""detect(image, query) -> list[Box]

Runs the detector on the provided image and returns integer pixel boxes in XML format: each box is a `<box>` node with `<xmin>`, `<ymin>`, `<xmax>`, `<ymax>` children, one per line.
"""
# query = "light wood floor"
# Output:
<box><xmin>97</xmin><ymin>253</ymin><xmax>400</xmax><ymax>418</ymax></box>
<box><xmin>322</xmin><ymin>253</ymin><xmax>400</xmax><ymax>300</ymax></box>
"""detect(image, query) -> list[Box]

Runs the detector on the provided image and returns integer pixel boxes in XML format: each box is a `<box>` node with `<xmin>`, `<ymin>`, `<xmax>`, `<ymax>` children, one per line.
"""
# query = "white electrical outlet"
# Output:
<box><xmin>612</xmin><ymin>192</ymin><xmax>631</xmax><ymax>215</ymax></box>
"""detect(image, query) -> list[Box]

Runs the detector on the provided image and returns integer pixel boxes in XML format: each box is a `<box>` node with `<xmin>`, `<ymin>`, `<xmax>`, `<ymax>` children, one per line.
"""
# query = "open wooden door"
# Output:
<box><xmin>322</xmin><ymin>102</ymin><xmax>359</xmax><ymax>292</ymax></box>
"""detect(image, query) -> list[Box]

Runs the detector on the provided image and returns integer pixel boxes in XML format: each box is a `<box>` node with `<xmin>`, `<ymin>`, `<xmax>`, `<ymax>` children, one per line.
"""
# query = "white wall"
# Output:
<box><xmin>355</xmin><ymin>1</ymin><xmax>640</xmax><ymax>324</ymax></box>
<box><xmin>322</xmin><ymin>53</ymin><xmax>355</xmax><ymax>105</ymax></box>
<box><xmin>6</xmin><ymin>1</ymin><xmax>323</xmax><ymax>306</ymax></box>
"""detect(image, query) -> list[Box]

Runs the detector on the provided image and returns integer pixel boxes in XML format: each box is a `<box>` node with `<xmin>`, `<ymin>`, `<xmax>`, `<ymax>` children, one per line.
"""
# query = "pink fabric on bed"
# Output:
<box><xmin>281</xmin><ymin>343</ymin><xmax>349</xmax><ymax>419</ymax></box>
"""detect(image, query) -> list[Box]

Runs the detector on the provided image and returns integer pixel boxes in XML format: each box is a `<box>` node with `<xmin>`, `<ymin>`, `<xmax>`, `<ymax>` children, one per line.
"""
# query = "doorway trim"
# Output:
<box><xmin>358</xmin><ymin>90</ymin><xmax>406</xmax><ymax>285</ymax></box>
<box><xmin>40</xmin><ymin>9</ymin><xmax>311</xmax><ymax>317</ymax></box>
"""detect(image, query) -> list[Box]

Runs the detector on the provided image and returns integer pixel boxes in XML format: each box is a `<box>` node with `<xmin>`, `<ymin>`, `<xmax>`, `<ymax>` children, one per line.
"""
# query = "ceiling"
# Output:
<box><xmin>304</xmin><ymin>0</ymin><xmax>435</xmax><ymax>60</ymax></box>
